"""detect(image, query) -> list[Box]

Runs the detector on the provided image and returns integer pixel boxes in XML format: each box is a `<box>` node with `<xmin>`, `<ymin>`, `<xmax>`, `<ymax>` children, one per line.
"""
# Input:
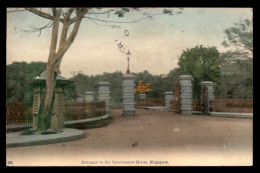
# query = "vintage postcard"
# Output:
<box><xmin>6</xmin><ymin>8</ymin><xmax>253</xmax><ymax>166</ymax></box>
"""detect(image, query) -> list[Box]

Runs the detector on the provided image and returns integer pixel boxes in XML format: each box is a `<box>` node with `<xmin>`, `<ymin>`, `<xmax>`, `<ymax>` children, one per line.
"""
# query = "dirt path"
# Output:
<box><xmin>6</xmin><ymin>108</ymin><xmax>253</xmax><ymax>166</ymax></box>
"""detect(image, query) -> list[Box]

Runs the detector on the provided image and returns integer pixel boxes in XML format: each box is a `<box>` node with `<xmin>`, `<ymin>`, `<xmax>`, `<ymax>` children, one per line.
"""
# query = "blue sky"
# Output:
<box><xmin>6</xmin><ymin>8</ymin><xmax>252</xmax><ymax>78</ymax></box>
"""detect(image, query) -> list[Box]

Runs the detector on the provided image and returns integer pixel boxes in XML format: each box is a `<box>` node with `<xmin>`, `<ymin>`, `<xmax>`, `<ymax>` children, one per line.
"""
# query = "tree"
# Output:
<box><xmin>222</xmin><ymin>18</ymin><xmax>253</xmax><ymax>61</ymax></box>
<box><xmin>6</xmin><ymin>61</ymin><xmax>46</xmax><ymax>106</ymax></box>
<box><xmin>217</xmin><ymin>58</ymin><xmax>252</xmax><ymax>99</ymax></box>
<box><xmin>218</xmin><ymin>17</ymin><xmax>253</xmax><ymax>99</ymax></box>
<box><xmin>6</xmin><ymin>62</ymin><xmax>26</xmax><ymax>103</ymax></box>
<box><xmin>166</xmin><ymin>67</ymin><xmax>181</xmax><ymax>88</ymax></box>
<box><xmin>8</xmin><ymin>8</ymin><xmax>183</xmax><ymax>132</ymax></box>
<box><xmin>178</xmin><ymin>45</ymin><xmax>221</xmax><ymax>99</ymax></box>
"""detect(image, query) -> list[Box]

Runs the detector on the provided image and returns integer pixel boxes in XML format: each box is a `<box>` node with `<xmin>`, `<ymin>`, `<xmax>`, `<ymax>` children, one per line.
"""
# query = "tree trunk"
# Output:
<box><xmin>36</xmin><ymin>8</ymin><xmax>89</xmax><ymax>132</ymax></box>
<box><xmin>37</xmin><ymin>9</ymin><xmax>61</xmax><ymax>132</ymax></box>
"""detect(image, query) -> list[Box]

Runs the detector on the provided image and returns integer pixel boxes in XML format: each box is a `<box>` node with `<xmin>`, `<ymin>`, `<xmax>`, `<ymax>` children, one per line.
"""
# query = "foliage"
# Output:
<box><xmin>6</xmin><ymin>61</ymin><xmax>46</xmax><ymax>107</ymax></box>
<box><xmin>216</xmin><ymin>58</ymin><xmax>253</xmax><ymax>99</ymax></box>
<box><xmin>134</xmin><ymin>80</ymin><xmax>153</xmax><ymax>94</ymax></box>
<box><xmin>163</xmin><ymin>9</ymin><xmax>173</xmax><ymax>15</ymax></box>
<box><xmin>133</xmin><ymin>70</ymin><xmax>175</xmax><ymax>98</ymax></box>
<box><xmin>217</xmin><ymin>17</ymin><xmax>253</xmax><ymax>99</ymax></box>
<box><xmin>67</xmin><ymin>70</ymin><xmax>178</xmax><ymax>102</ymax></box>
<box><xmin>69</xmin><ymin>71</ymin><xmax>124</xmax><ymax>104</ymax></box>
<box><xmin>6</xmin><ymin>62</ymin><xmax>27</xmax><ymax>103</ymax></box>
<box><xmin>222</xmin><ymin>18</ymin><xmax>253</xmax><ymax>59</ymax></box>
<box><xmin>178</xmin><ymin>45</ymin><xmax>221</xmax><ymax>99</ymax></box>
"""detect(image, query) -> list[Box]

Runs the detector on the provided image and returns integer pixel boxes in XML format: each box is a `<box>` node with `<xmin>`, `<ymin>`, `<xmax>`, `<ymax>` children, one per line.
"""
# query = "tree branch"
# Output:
<box><xmin>48</xmin><ymin>8</ymin><xmax>61</xmax><ymax>60</ymax></box>
<box><xmin>69</xmin><ymin>9</ymin><xmax>90</xmax><ymax>24</ymax></box>
<box><xmin>59</xmin><ymin>8</ymin><xmax>75</xmax><ymax>48</ymax></box>
<box><xmin>87</xmin><ymin>9</ymin><xmax>115</xmax><ymax>15</ymax></box>
<box><xmin>87</xmin><ymin>10</ymin><xmax>120</xmax><ymax>28</ymax></box>
<box><xmin>7</xmin><ymin>9</ymin><xmax>27</xmax><ymax>13</ymax></box>
<box><xmin>55</xmin><ymin>8</ymin><xmax>89</xmax><ymax>73</ymax></box>
<box><xmin>25</xmin><ymin>8</ymin><xmax>65</xmax><ymax>23</ymax></box>
<box><xmin>66</xmin><ymin>8</ymin><xmax>89</xmax><ymax>48</ymax></box>
<box><xmin>82</xmin><ymin>13</ymin><xmax>164</xmax><ymax>24</ymax></box>
<box><xmin>25</xmin><ymin>8</ymin><xmax>54</xmax><ymax>21</ymax></box>
<box><xmin>54</xmin><ymin>9</ymin><xmax>75</xmax><ymax>74</ymax></box>
<box><xmin>88</xmin><ymin>18</ymin><xmax>121</xmax><ymax>28</ymax></box>
<box><xmin>14</xmin><ymin>21</ymin><xmax>53</xmax><ymax>36</ymax></box>
<box><xmin>51</xmin><ymin>8</ymin><xmax>57</xmax><ymax>16</ymax></box>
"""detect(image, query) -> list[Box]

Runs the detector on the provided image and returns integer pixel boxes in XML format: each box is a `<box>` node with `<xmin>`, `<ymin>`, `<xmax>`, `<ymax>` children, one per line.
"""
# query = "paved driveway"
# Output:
<box><xmin>6</xmin><ymin>108</ymin><xmax>253</xmax><ymax>166</ymax></box>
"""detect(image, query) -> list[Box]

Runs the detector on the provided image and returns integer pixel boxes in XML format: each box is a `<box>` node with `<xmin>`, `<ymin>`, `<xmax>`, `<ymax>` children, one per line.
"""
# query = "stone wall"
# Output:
<box><xmin>192</xmin><ymin>100</ymin><xmax>201</xmax><ymax>111</ymax></box>
<box><xmin>6</xmin><ymin>103</ymin><xmax>33</xmax><ymax>125</ymax></box>
<box><xmin>212</xmin><ymin>99</ymin><xmax>253</xmax><ymax>113</ymax></box>
<box><xmin>135</xmin><ymin>98</ymin><xmax>165</xmax><ymax>107</ymax></box>
<box><xmin>64</xmin><ymin>101</ymin><xmax>106</xmax><ymax>120</ymax></box>
<box><xmin>164</xmin><ymin>91</ymin><xmax>174</xmax><ymax>108</ymax></box>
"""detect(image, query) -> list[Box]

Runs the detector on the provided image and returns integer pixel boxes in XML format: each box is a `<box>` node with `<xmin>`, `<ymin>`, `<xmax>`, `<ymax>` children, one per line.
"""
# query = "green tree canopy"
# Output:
<box><xmin>218</xmin><ymin>17</ymin><xmax>253</xmax><ymax>99</ymax></box>
<box><xmin>222</xmin><ymin>18</ymin><xmax>253</xmax><ymax>60</ymax></box>
<box><xmin>6</xmin><ymin>61</ymin><xmax>46</xmax><ymax>107</ymax></box>
<box><xmin>178</xmin><ymin>45</ymin><xmax>221</xmax><ymax>99</ymax></box>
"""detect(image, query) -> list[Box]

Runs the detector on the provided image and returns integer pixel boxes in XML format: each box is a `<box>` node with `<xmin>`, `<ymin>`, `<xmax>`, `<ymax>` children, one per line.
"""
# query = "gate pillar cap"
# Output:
<box><xmin>164</xmin><ymin>91</ymin><xmax>174</xmax><ymax>95</ymax></box>
<box><xmin>200</xmin><ymin>81</ymin><xmax>215</xmax><ymax>86</ymax></box>
<box><xmin>98</xmin><ymin>82</ymin><xmax>111</xmax><ymax>86</ymax></box>
<box><xmin>178</xmin><ymin>75</ymin><xmax>193</xmax><ymax>80</ymax></box>
<box><xmin>85</xmin><ymin>91</ymin><xmax>94</xmax><ymax>94</ymax></box>
<box><xmin>122</xmin><ymin>74</ymin><xmax>136</xmax><ymax>79</ymax></box>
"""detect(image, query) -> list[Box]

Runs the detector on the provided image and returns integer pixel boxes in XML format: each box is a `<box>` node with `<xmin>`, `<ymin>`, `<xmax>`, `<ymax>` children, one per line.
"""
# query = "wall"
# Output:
<box><xmin>135</xmin><ymin>98</ymin><xmax>165</xmax><ymax>107</ymax></box>
<box><xmin>64</xmin><ymin>100</ymin><xmax>106</xmax><ymax>120</ymax></box>
<box><xmin>212</xmin><ymin>99</ymin><xmax>253</xmax><ymax>113</ymax></box>
<box><xmin>6</xmin><ymin>103</ymin><xmax>33</xmax><ymax>125</ymax></box>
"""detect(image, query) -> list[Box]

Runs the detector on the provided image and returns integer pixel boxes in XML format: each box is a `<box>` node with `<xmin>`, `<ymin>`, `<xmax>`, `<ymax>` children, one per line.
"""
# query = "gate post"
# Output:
<box><xmin>85</xmin><ymin>91</ymin><xmax>94</xmax><ymax>102</ymax></box>
<box><xmin>164</xmin><ymin>91</ymin><xmax>174</xmax><ymax>108</ymax></box>
<box><xmin>200</xmin><ymin>81</ymin><xmax>215</xmax><ymax>114</ymax></box>
<box><xmin>98</xmin><ymin>82</ymin><xmax>111</xmax><ymax>116</ymax></box>
<box><xmin>122</xmin><ymin>74</ymin><xmax>136</xmax><ymax>116</ymax></box>
<box><xmin>76</xmin><ymin>94</ymin><xmax>84</xmax><ymax>102</ymax></box>
<box><xmin>178</xmin><ymin>75</ymin><xmax>193</xmax><ymax>115</ymax></box>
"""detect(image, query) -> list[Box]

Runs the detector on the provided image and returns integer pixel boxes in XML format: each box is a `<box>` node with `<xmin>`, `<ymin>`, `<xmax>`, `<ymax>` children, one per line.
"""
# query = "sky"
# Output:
<box><xmin>6</xmin><ymin>8</ymin><xmax>252</xmax><ymax>78</ymax></box>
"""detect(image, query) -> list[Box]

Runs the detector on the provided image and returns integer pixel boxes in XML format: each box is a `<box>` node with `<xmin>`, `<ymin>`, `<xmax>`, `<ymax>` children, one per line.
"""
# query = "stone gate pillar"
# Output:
<box><xmin>76</xmin><ymin>94</ymin><xmax>84</xmax><ymax>102</ymax></box>
<box><xmin>178</xmin><ymin>75</ymin><xmax>193</xmax><ymax>114</ymax></box>
<box><xmin>98</xmin><ymin>82</ymin><xmax>111</xmax><ymax>115</ymax></box>
<box><xmin>122</xmin><ymin>74</ymin><xmax>136</xmax><ymax>116</ymax></box>
<box><xmin>85</xmin><ymin>91</ymin><xmax>94</xmax><ymax>102</ymax></box>
<box><xmin>200</xmin><ymin>81</ymin><xmax>215</xmax><ymax>113</ymax></box>
<box><xmin>164</xmin><ymin>91</ymin><xmax>174</xmax><ymax>108</ymax></box>
<box><xmin>29</xmin><ymin>70</ymin><xmax>72</xmax><ymax>130</ymax></box>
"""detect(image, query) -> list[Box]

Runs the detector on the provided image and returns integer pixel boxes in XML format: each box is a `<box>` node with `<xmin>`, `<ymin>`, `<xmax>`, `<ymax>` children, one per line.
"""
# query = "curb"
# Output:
<box><xmin>6</xmin><ymin>128</ymin><xmax>85</xmax><ymax>148</ymax></box>
<box><xmin>6</xmin><ymin>114</ymin><xmax>110</xmax><ymax>133</ymax></box>
<box><xmin>64</xmin><ymin>114</ymin><xmax>110</xmax><ymax>125</ymax></box>
<box><xmin>192</xmin><ymin>111</ymin><xmax>253</xmax><ymax>118</ymax></box>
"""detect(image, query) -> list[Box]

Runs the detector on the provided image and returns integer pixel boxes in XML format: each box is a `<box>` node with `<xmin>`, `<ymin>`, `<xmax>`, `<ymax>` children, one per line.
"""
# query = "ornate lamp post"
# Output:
<box><xmin>126</xmin><ymin>50</ymin><xmax>131</xmax><ymax>74</ymax></box>
<box><xmin>122</xmin><ymin>50</ymin><xmax>136</xmax><ymax>116</ymax></box>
